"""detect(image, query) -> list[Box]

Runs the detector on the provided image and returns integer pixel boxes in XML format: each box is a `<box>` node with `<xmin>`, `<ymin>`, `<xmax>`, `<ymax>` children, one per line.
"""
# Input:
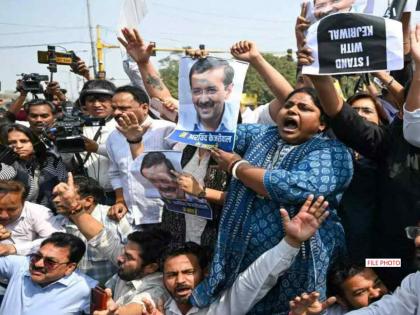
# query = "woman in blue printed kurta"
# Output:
<box><xmin>191</xmin><ymin>88</ymin><xmax>353</xmax><ymax>314</ymax></box>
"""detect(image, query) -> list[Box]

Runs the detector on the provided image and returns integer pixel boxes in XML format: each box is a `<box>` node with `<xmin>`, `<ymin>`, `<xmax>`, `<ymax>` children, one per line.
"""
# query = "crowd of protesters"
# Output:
<box><xmin>0</xmin><ymin>4</ymin><xmax>420</xmax><ymax>315</ymax></box>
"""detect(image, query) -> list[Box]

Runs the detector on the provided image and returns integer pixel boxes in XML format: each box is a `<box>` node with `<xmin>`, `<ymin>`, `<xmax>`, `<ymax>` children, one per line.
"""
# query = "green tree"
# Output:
<box><xmin>243</xmin><ymin>53</ymin><xmax>297</xmax><ymax>104</ymax></box>
<box><xmin>158</xmin><ymin>55</ymin><xmax>180</xmax><ymax>99</ymax></box>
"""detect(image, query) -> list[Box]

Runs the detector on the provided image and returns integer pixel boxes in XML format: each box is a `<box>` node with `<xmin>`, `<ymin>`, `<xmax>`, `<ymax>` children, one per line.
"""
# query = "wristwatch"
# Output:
<box><xmin>126</xmin><ymin>136</ymin><xmax>143</xmax><ymax>144</ymax></box>
<box><xmin>197</xmin><ymin>186</ymin><xmax>206</xmax><ymax>198</ymax></box>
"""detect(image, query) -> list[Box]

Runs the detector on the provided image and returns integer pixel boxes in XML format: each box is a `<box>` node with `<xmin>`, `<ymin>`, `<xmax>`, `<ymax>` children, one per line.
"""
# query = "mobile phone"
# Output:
<box><xmin>90</xmin><ymin>286</ymin><xmax>108</xmax><ymax>314</ymax></box>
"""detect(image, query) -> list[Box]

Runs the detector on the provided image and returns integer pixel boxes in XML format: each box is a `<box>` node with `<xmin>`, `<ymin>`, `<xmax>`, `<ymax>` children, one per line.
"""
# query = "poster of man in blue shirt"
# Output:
<box><xmin>189</xmin><ymin>58</ymin><xmax>235</xmax><ymax>133</ymax></box>
<box><xmin>139</xmin><ymin>151</ymin><xmax>213</xmax><ymax>219</ymax></box>
<box><xmin>169</xmin><ymin>57</ymin><xmax>248</xmax><ymax>152</ymax></box>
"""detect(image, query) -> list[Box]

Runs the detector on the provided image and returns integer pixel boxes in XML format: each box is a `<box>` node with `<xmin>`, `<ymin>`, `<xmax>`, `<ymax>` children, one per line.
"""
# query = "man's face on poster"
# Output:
<box><xmin>313</xmin><ymin>0</ymin><xmax>355</xmax><ymax>20</ymax></box>
<box><xmin>190</xmin><ymin>67</ymin><xmax>233</xmax><ymax>131</ymax></box>
<box><xmin>142</xmin><ymin>162</ymin><xmax>185</xmax><ymax>200</ymax></box>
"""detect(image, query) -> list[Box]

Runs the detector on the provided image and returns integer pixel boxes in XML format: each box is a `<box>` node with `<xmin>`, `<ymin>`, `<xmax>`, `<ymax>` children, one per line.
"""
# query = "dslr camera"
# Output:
<box><xmin>51</xmin><ymin>101</ymin><xmax>105</xmax><ymax>153</ymax></box>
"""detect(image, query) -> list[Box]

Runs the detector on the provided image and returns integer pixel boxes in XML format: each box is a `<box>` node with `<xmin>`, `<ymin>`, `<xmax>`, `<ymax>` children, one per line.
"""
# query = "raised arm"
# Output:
<box><xmin>53</xmin><ymin>173</ymin><xmax>124</xmax><ymax>266</ymax></box>
<box><xmin>70</xmin><ymin>56</ymin><xmax>92</xmax><ymax>80</ymax></box>
<box><xmin>372</xmin><ymin>71</ymin><xmax>405</xmax><ymax>109</ymax></box>
<box><xmin>114</xmin><ymin>112</ymin><xmax>151</xmax><ymax>159</ymax></box>
<box><xmin>307</xmin><ymin>74</ymin><xmax>343</xmax><ymax>118</ymax></box>
<box><xmin>52</xmin><ymin>172</ymin><xmax>104</xmax><ymax>240</ymax></box>
<box><xmin>8</xmin><ymin>80</ymin><xmax>27</xmax><ymax>115</ymax></box>
<box><xmin>403</xmin><ymin>24</ymin><xmax>420</xmax><ymax>147</ymax></box>
<box><xmin>118</xmin><ymin>28</ymin><xmax>172</xmax><ymax>101</ymax></box>
<box><xmin>211</xmin><ymin>195</ymin><xmax>330</xmax><ymax>314</ymax></box>
<box><xmin>405</xmin><ymin>24</ymin><xmax>420</xmax><ymax>112</ymax></box>
<box><xmin>231</xmin><ymin>41</ymin><xmax>294</xmax><ymax>106</ymax></box>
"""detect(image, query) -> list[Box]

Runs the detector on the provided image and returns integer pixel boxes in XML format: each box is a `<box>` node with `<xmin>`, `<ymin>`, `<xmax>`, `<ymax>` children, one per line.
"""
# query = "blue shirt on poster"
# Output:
<box><xmin>185</xmin><ymin>101</ymin><xmax>238</xmax><ymax>133</ymax></box>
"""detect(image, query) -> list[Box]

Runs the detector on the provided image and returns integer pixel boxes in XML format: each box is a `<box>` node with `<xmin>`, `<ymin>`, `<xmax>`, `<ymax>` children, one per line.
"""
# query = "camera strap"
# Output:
<box><xmin>75</xmin><ymin>124</ymin><xmax>104</xmax><ymax>168</ymax></box>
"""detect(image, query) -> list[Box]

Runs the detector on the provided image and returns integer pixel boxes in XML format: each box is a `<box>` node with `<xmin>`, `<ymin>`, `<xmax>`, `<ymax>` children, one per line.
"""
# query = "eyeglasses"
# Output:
<box><xmin>405</xmin><ymin>226</ymin><xmax>420</xmax><ymax>240</ymax></box>
<box><xmin>85</xmin><ymin>95</ymin><xmax>112</xmax><ymax>103</ymax></box>
<box><xmin>29</xmin><ymin>253</ymin><xmax>70</xmax><ymax>272</ymax></box>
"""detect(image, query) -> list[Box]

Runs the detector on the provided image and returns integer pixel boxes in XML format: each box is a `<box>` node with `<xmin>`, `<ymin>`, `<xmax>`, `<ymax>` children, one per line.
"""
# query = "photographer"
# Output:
<box><xmin>23</xmin><ymin>99</ymin><xmax>56</xmax><ymax>136</ymax></box>
<box><xmin>44</xmin><ymin>81</ymin><xmax>67</xmax><ymax>116</ymax></box>
<box><xmin>75</xmin><ymin>79</ymin><xmax>117</xmax><ymax>205</ymax></box>
<box><xmin>8</xmin><ymin>79</ymin><xmax>29</xmax><ymax>121</ymax></box>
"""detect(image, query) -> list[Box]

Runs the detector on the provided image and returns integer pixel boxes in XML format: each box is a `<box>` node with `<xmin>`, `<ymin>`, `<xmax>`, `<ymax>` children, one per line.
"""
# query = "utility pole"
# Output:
<box><xmin>96</xmin><ymin>26</ymin><xmax>119</xmax><ymax>72</ymax></box>
<box><xmin>86</xmin><ymin>0</ymin><xmax>98</xmax><ymax>78</ymax></box>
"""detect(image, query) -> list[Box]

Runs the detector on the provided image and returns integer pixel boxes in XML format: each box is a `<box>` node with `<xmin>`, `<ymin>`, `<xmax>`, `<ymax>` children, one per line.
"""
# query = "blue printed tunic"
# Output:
<box><xmin>191</xmin><ymin>124</ymin><xmax>353</xmax><ymax>314</ymax></box>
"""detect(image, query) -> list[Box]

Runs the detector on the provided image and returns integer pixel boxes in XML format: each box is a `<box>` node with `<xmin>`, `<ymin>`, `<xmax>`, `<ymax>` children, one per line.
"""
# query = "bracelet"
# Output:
<box><xmin>126</xmin><ymin>136</ymin><xmax>143</xmax><ymax>144</ymax></box>
<box><xmin>232</xmin><ymin>160</ymin><xmax>249</xmax><ymax>180</ymax></box>
<box><xmin>386</xmin><ymin>78</ymin><xmax>394</xmax><ymax>88</ymax></box>
<box><xmin>227</xmin><ymin>158</ymin><xmax>242</xmax><ymax>174</ymax></box>
<box><xmin>227</xmin><ymin>159</ymin><xmax>240</xmax><ymax>174</ymax></box>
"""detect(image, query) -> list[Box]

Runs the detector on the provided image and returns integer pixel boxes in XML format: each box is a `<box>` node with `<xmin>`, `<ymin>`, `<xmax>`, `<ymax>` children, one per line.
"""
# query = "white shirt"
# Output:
<box><xmin>81</xmin><ymin>119</ymin><xmax>117</xmax><ymax>191</ymax></box>
<box><xmin>165</xmin><ymin>239</ymin><xmax>299</xmax><ymax>315</ymax></box>
<box><xmin>89</xmin><ymin>228</ymin><xmax>169</xmax><ymax>308</ymax></box>
<box><xmin>1</xmin><ymin>201</ymin><xmax>60</xmax><ymax>255</ymax></box>
<box><xmin>111</xmin><ymin>272</ymin><xmax>169</xmax><ymax>307</ymax></box>
<box><xmin>241</xmin><ymin>103</ymin><xmax>275</xmax><ymax>125</ymax></box>
<box><xmin>51</xmin><ymin>204</ymin><xmax>132</xmax><ymax>284</ymax></box>
<box><xmin>403</xmin><ymin>105</ymin><xmax>420</xmax><ymax>148</ymax></box>
<box><xmin>107</xmin><ymin>115</ymin><xmax>176</xmax><ymax>225</ymax></box>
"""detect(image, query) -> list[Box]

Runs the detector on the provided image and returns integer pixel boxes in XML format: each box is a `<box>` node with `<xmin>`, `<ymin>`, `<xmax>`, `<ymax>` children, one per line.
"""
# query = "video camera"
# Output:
<box><xmin>50</xmin><ymin>101</ymin><xmax>105</xmax><ymax>153</ymax></box>
<box><xmin>19</xmin><ymin>73</ymin><xmax>49</xmax><ymax>95</ymax></box>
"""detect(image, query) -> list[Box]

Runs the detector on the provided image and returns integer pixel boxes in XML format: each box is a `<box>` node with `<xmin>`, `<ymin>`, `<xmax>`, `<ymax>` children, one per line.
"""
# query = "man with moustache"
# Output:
<box><xmin>77</xmin><ymin>79</ymin><xmax>117</xmax><ymax>205</ymax></box>
<box><xmin>24</xmin><ymin>99</ymin><xmax>56</xmax><ymax>136</ymax></box>
<box><xmin>289</xmin><ymin>220</ymin><xmax>420</xmax><ymax>315</ymax></box>
<box><xmin>52</xmin><ymin>173</ymin><xmax>172</xmax><ymax>315</ymax></box>
<box><xmin>0</xmin><ymin>180</ymin><xmax>59</xmax><ymax>257</ymax></box>
<box><xmin>341</xmin><ymin>221</ymin><xmax>420</xmax><ymax>315</ymax></box>
<box><xmin>289</xmin><ymin>265</ymin><xmax>389</xmax><ymax>315</ymax></box>
<box><xmin>0</xmin><ymin>232</ymin><xmax>97</xmax><ymax>315</ymax></box>
<box><xmin>106</xmin><ymin>85</ymin><xmax>175</xmax><ymax>227</ymax></box>
<box><xmin>188</xmin><ymin>57</ymin><xmax>236</xmax><ymax>133</ymax></box>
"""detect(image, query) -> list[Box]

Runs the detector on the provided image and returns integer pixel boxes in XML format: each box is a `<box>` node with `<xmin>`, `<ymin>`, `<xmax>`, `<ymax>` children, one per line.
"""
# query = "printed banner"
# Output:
<box><xmin>137</xmin><ymin>150</ymin><xmax>213</xmax><ymax>220</ymax></box>
<box><xmin>302</xmin><ymin>13</ymin><xmax>403</xmax><ymax>75</ymax></box>
<box><xmin>168</xmin><ymin>57</ymin><xmax>249</xmax><ymax>152</ymax></box>
<box><xmin>304</xmin><ymin>1</ymin><xmax>420</xmax><ymax>22</ymax></box>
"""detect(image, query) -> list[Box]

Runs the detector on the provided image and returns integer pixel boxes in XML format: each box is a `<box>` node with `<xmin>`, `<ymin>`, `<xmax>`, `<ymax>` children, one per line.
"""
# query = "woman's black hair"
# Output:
<box><xmin>284</xmin><ymin>87</ymin><xmax>327</xmax><ymax>126</ymax></box>
<box><xmin>346</xmin><ymin>92</ymin><xmax>389</xmax><ymax>125</ymax></box>
<box><xmin>1</xmin><ymin>123</ymin><xmax>47</xmax><ymax>162</ymax></box>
